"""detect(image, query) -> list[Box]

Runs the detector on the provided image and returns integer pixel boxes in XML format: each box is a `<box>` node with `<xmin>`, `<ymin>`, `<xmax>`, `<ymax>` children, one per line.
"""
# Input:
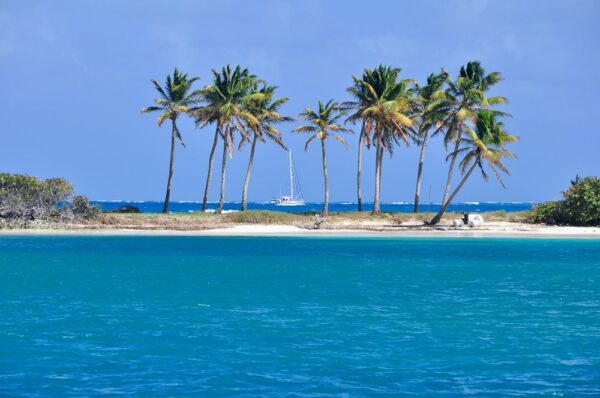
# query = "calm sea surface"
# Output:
<box><xmin>1</xmin><ymin>236</ymin><xmax>599</xmax><ymax>396</ymax></box>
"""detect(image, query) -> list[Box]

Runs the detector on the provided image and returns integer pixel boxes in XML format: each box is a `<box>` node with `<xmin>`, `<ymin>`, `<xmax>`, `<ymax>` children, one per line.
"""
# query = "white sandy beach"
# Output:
<box><xmin>2</xmin><ymin>222</ymin><xmax>599</xmax><ymax>238</ymax></box>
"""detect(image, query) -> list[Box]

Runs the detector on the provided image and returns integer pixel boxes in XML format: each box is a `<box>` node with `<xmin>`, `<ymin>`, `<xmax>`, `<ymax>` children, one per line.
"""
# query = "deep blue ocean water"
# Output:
<box><xmin>93</xmin><ymin>200</ymin><xmax>534</xmax><ymax>214</ymax></box>
<box><xmin>1</xmin><ymin>236</ymin><xmax>599</xmax><ymax>396</ymax></box>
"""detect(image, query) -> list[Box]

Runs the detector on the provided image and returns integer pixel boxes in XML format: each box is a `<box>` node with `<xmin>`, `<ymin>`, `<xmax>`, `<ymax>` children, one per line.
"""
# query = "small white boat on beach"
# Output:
<box><xmin>467</xmin><ymin>214</ymin><xmax>484</xmax><ymax>227</ymax></box>
<box><xmin>273</xmin><ymin>150</ymin><xmax>305</xmax><ymax>206</ymax></box>
<box><xmin>453</xmin><ymin>213</ymin><xmax>485</xmax><ymax>228</ymax></box>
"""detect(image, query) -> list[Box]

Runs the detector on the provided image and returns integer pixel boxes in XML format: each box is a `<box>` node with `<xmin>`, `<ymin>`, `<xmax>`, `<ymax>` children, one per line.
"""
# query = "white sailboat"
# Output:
<box><xmin>273</xmin><ymin>150</ymin><xmax>305</xmax><ymax>206</ymax></box>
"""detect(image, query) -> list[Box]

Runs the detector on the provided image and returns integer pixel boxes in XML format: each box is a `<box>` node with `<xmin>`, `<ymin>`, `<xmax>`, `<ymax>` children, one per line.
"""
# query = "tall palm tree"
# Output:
<box><xmin>345</xmin><ymin>69</ymin><xmax>376</xmax><ymax>212</ymax></box>
<box><xmin>440</xmin><ymin>61</ymin><xmax>507</xmax><ymax>206</ymax></box>
<box><xmin>429</xmin><ymin>110</ymin><xmax>517</xmax><ymax>224</ymax></box>
<box><xmin>347</xmin><ymin>65</ymin><xmax>416</xmax><ymax>215</ymax></box>
<box><xmin>412</xmin><ymin>70</ymin><xmax>449</xmax><ymax>213</ymax></box>
<box><xmin>193</xmin><ymin>65</ymin><xmax>259</xmax><ymax>213</ymax></box>
<box><xmin>140</xmin><ymin>68</ymin><xmax>198</xmax><ymax>213</ymax></box>
<box><xmin>240</xmin><ymin>84</ymin><xmax>292</xmax><ymax>211</ymax></box>
<box><xmin>295</xmin><ymin>100</ymin><xmax>351</xmax><ymax>216</ymax></box>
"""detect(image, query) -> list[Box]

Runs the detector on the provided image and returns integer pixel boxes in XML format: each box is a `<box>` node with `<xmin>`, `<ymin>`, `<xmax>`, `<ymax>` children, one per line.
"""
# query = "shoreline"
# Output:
<box><xmin>2</xmin><ymin>223</ymin><xmax>600</xmax><ymax>239</ymax></box>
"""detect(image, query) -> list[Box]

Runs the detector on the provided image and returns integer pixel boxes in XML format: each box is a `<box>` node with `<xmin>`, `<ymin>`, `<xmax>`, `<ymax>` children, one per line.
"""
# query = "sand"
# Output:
<box><xmin>1</xmin><ymin>221</ymin><xmax>599</xmax><ymax>238</ymax></box>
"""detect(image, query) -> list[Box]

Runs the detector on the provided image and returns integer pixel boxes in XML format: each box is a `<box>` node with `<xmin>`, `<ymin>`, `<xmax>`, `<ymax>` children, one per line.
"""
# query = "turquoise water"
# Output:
<box><xmin>1</xmin><ymin>236</ymin><xmax>599</xmax><ymax>396</ymax></box>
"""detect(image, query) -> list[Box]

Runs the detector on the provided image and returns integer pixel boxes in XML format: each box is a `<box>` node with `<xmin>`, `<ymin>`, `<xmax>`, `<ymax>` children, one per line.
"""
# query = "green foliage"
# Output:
<box><xmin>140</xmin><ymin>67</ymin><xmax>199</xmax><ymax>136</ymax></box>
<box><xmin>295</xmin><ymin>99</ymin><xmax>352</xmax><ymax>150</ymax></box>
<box><xmin>0</xmin><ymin>173</ymin><xmax>74</xmax><ymax>222</ymax></box>
<box><xmin>529</xmin><ymin>201</ymin><xmax>564</xmax><ymax>225</ymax></box>
<box><xmin>242</xmin><ymin>83</ymin><xmax>291</xmax><ymax>150</ymax></box>
<box><xmin>67</xmin><ymin>196</ymin><xmax>101</xmax><ymax>219</ymax></box>
<box><xmin>530</xmin><ymin>177</ymin><xmax>600</xmax><ymax>226</ymax></box>
<box><xmin>0</xmin><ymin>173</ymin><xmax>102</xmax><ymax>225</ymax></box>
<box><xmin>561</xmin><ymin>177</ymin><xmax>600</xmax><ymax>225</ymax></box>
<box><xmin>345</xmin><ymin>64</ymin><xmax>415</xmax><ymax>151</ymax></box>
<box><xmin>193</xmin><ymin>65</ymin><xmax>259</xmax><ymax>153</ymax></box>
<box><xmin>106</xmin><ymin>205</ymin><xmax>141</xmax><ymax>214</ymax></box>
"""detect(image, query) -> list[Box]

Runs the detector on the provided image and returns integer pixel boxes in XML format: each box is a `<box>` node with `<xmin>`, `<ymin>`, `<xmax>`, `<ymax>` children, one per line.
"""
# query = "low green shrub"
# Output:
<box><xmin>529</xmin><ymin>201</ymin><xmax>564</xmax><ymax>224</ymax></box>
<box><xmin>561</xmin><ymin>177</ymin><xmax>600</xmax><ymax>226</ymax></box>
<box><xmin>67</xmin><ymin>196</ymin><xmax>101</xmax><ymax>219</ymax></box>
<box><xmin>106</xmin><ymin>205</ymin><xmax>141</xmax><ymax>214</ymax></box>
<box><xmin>0</xmin><ymin>173</ymin><xmax>100</xmax><ymax>225</ymax></box>
<box><xmin>530</xmin><ymin>177</ymin><xmax>600</xmax><ymax>226</ymax></box>
<box><xmin>0</xmin><ymin>173</ymin><xmax>73</xmax><ymax>222</ymax></box>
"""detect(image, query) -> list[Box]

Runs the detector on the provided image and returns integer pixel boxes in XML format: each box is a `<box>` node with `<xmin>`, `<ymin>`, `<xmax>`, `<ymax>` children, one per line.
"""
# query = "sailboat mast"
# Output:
<box><xmin>289</xmin><ymin>150</ymin><xmax>294</xmax><ymax>199</ymax></box>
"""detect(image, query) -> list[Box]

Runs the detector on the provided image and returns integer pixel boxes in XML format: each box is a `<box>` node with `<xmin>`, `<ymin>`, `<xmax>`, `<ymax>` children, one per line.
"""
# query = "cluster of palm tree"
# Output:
<box><xmin>141</xmin><ymin>66</ymin><xmax>290</xmax><ymax>214</ymax></box>
<box><xmin>141</xmin><ymin>61</ymin><xmax>517</xmax><ymax>224</ymax></box>
<box><xmin>343</xmin><ymin>61</ymin><xmax>517</xmax><ymax>223</ymax></box>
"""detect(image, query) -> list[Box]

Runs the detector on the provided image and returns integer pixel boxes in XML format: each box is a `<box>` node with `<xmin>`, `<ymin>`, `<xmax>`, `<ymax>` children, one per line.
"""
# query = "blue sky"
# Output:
<box><xmin>1</xmin><ymin>0</ymin><xmax>599</xmax><ymax>203</ymax></box>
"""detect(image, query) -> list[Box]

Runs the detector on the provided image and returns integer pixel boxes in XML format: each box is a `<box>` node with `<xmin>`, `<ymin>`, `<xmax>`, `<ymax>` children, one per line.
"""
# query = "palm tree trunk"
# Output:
<box><xmin>216</xmin><ymin>139</ymin><xmax>228</xmax><ymax>214</ymax></box>
<box><xmin>241</xmin><ymin>135</ymin><xmax>257</xmax><ymax>211</ymax></box>
<box><xmin>202</xmin><ymin>124</ymin><xmax>220</xmax><ymax>212</ymax></box>
<box><xmin>163</xmin><ymin>119</ymin><xmax>177</xmax><ymax>213</ymax></box>
<box><xmin>430</xmin><ymin>160</ymin><xmax>478</xmax><ymax>225</ymax></box>
<box><xmin>378</xmin><ymin>144</ymin><xmax>384</xmax><ymax>202</ymax></box>
<box><xmin>442</xmin><ymin>131</ymin><xmax>462</xmax><ymax>205</ymax></box>
<box><xmin>413</xmin><ymin>130</ymin><xmax>428</xmax><ymax>213</ymax></box>
<box><xmin>321</xmin><ymin>139</ymin><xmax>329</xmax><ymax>216</ymax></box>
<box><xmin>372</xmin><ymin>138</ymin><xmax>383</xmax><ymax>216</ymax></box>
<box><xmin>356</xmin><ymin>122</ymin><xmax>365</xmax><ymax>212</ymax></box>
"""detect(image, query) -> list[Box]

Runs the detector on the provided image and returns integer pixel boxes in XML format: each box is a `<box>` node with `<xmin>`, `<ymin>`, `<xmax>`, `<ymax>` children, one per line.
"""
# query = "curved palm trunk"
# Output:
<box><xmin>163</xmin><ymin>119</ymin><xmax>177</xmax><ymax>213</ymax></box>
<box><xmin>413</xmin><ymin>130</ymin><xmax>428</xmax><ymax>213</ymax></box>
<box><xmin>202</xmin><ymin>124</ymin><xmax>220</xmax><ymax>212</ymax></box>
<box><xmin>372</xmin><ymin>138</ymin><xmax>383</xmax><ymax>215</ymax></box>
<box><xmin>441</xmin><ymin>139</ymin><xmax>461</xmax><ymax>205</ymax></box>
<box><xmin>442</xmin><ymin>126</ymin><xmax>462</xmax><ymax>205</ymax></box>
<box><xmin>356</xmin><ymin>123</ymin><xmax>365</xmax><ymax>212</ymax></box>
<box><xmin>216</xmin><ymin>139</ymin><xmax>228</xmax><ymax>214</ymax></box>
<box><xmin>321</xmin><ymin>139</ymin><xmax>329</xmax><ymax>217</ymax></box>
<box><xmin>430</xmin><ymin>160</ymin><xmax>478</xmax><ymax>225</ymax></box>
<box><xmin>241</xmin><ymin>135</ymin><xmax>258</xmax><ymax>211</ymax></box>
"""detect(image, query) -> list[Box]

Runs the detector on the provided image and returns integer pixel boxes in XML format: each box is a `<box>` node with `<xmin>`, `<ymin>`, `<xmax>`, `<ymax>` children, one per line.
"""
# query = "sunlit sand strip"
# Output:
<box><xmin>1</xmin><ymin>223</ymin><xmax>599</xmax><ymax>238</ymax></box>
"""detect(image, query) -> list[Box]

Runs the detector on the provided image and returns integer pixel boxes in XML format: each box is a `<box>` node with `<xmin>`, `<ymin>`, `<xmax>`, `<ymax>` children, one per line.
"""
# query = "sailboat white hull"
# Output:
<box><xmin>273</xmin><ymin>150</ymin><xmax>304</xmax><ymax>207</ymax></box>
<box><xmin>275</xmin><ymin>201</ymin><xmax>305</xmax><ymax>206</ymax></box>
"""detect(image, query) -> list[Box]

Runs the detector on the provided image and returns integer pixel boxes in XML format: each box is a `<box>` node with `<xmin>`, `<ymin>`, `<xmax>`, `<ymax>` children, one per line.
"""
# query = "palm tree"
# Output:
<box><xmin>345</xmin><ymin>69</ymin><xmax>376</xmax><ymax>212</ymax></box>
<box><xmin>295</xmin><ymin>100</ymin><xmax>351</xmax><ymax>216</ymax></box>
<box><xmin>347</xmin><ymin>66</ymin><xmax>416</xmax><ymax>215</ymax></box>
<box><xmin>429</xmin><ymin>110</ymin><xmax>517</xmax><ymax>224</ymax></box>
<box><xmin>440</xmin><ymin>61</ymin><xmax>507</xmax><ymax>206</ymax></box>
<box><xmin>412</xmin><ymin>70</ymin><xmax>449</xmax><ymax>213</ymax></box>
<box><xmin>193</xmin><ymin>65</ymin><xmax>259</xmax><ymax>213</ymax></box>
<box><xmin>140</xmin><ymin>68</ymin><xmax>198</xmax><ymax>213</ymax></box>
<box><xmin>240</xmin><ymin>84</ymin><xmax>292</xmax><ymax>211</ymax></box>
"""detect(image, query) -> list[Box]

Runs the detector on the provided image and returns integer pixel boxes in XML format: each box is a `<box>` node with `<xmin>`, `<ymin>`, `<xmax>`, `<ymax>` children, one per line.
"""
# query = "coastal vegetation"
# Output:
<box><xmin>530</xmin><ymin>177</ymin><xmax>600</xmax><ymax>226</ymax></box>
<box><xmin>295</xmin><ymin>100</ymin><xmax>351</xmax><ymax>216</ymax></box>
<box><xmin>91</xmin><ymin>209</ymin><xmax>531</xmax><ymax>232</ymax></box>
<box><xmin>192</xmin><ymin>66</ymin><xmax>260</xmax><ymax>214</ymax></box>
<box><xmin>140</xmin><ymin>68</ymin><xmax>199</xmax><ymax>213</ymax></box>
<box><xmin>139</xmin><ymin>60</ymin><xmax>516</xmax><ymax>222</ymax></box>
<box><xmin>436</xmin><ymin>62</ymin><xmax>506</xmax><ymax>209</ymax></box>
<box><xmin>345</xmin><ymin>65</ymin><xmax>415</xmax><ymax>215</ymax></box>
<box><xmin>411</xmin><ymin>70</ymin><xmax>448</xmax><ymax>213</ymax></box>
<box><xmin>0</xmin><ymin>173</ymin><xmax>99</xmax><ymax>227</ymax></box>
<box><xmin>429</xmin><ymin>109</ymin><xmax>517</xmax><ymax>224</ymax></box>
<box><xmin>240</xmin><ymin>84</ymin><xmax>290</xmax><ymax>211</ymax></box>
